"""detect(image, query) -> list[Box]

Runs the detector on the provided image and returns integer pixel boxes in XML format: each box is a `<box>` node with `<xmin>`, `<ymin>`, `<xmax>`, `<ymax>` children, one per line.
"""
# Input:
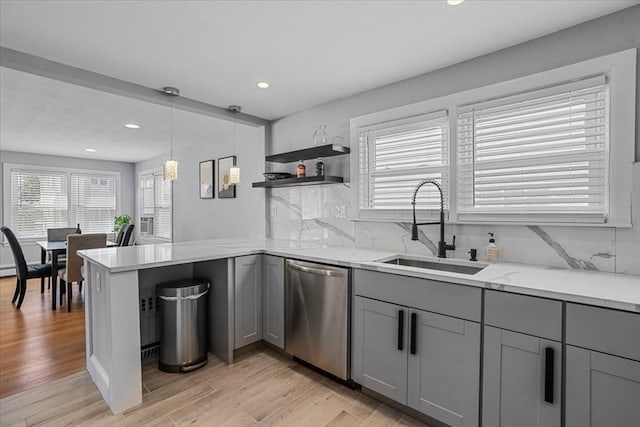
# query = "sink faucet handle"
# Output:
<box><xmin>451</xmin><ymin>234</ymin><xmax>456</xmax><ymax>249</ymax></box>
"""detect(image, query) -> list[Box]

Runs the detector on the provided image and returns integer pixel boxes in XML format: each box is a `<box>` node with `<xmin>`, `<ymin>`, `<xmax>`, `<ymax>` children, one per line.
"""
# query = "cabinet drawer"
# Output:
<box><xmin>354</xmin><ymin>269</ymin><xmax>481</xmax><ymax>322</ymax></box>
<box><xmin>485</xmin><ymin>290</ymin><xmax>562</xmax><ymax>341</ymax></box>
<box><xmin>566</xmin><ymin>303</ymin><xmax>640</xmax><ymax>361</ymax></box>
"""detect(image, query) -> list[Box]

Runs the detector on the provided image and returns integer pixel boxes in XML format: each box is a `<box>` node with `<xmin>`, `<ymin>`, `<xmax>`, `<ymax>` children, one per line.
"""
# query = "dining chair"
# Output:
<box><xmin>120</xmin><ymin>223</ymin><xmax>135</xmax><ymax>246</ymax></box>
<box><xmin>45</xmin><ymin>227</ymin><xmax>75</xmax><ymax>291</ymax></box>
<box><xmin>47</xmin><ymin>227</ymin><xmax>77</xmax><ymax>242</ymax></box>
<box><xmin>1</xmin><ymin>226</ymin><xmax>52</xmax><ymax>309</ymax></box>
<box><xmin>58</xmin><ymin>233</ymin><xmax>106</xmax><ymax>312</ymax></box>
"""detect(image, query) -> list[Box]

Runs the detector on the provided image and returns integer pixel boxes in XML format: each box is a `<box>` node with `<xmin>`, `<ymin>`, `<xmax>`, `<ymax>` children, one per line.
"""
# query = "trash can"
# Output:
<box><xmin>157</xmin><ymin>278</ymin><xmax>210</xmax><ymax>373</ymax></box>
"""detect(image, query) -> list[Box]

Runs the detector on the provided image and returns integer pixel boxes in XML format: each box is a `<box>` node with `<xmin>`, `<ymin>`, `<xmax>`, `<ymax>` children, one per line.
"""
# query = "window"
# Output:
<box><xmin>6</xmin><ymin>166</ymin><xmax>120</xmax><ymax>239</ymax></box>
<box><xmin>358</xmin><ymin>111</ymin><xmax>449</xmax><ymax>214</ymax></box>
<box><xmin>457</xmin><ymin>76</ymin><xmax>608</xmax><ymax>223</ymax></box>
<box><xmin>351</xmin><ymin>49</ymin><xmax>634</xmax><ymax>226</ymax></box>
<box><xmin>71</xmin><ymin>173</ymin><xmax>117</xmax><ymax>233</ymax></box>
<box><xmin>139</xmin><ymin>171</ymin><xmax>172</xmax><ymax>241</ymax></box>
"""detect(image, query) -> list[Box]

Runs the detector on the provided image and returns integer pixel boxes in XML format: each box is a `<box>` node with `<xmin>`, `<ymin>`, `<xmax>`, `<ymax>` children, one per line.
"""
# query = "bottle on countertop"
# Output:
<box><xmin>75</xmin><ymin>223</ymin><xmax>82</xmax><ymax>234</ymax></box>
<box><xmin>485</xmin><ymin>232</ymin><xmax>500</xmax><ymax>262</ymax></box>
<box><xmin>315</xmin><ymin>157</ymin><xmax>325</xmax><ymax>176</ymax></box>
<box><xmin>296</xmin><ymin>160</ymin><xmax>306</xmax><ymax>178</ymax></box>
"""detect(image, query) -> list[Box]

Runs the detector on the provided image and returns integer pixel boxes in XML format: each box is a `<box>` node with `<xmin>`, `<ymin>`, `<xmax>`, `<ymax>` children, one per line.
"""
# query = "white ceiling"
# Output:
<box><xmin>0</xmin><ymin>67</ymin><xmax>241</xmax><ymax>162</ymax></box>
<box><xmin>0</xmin><ymin>0</ymin><xmax>636</xmax><ymax>121</ymax></box>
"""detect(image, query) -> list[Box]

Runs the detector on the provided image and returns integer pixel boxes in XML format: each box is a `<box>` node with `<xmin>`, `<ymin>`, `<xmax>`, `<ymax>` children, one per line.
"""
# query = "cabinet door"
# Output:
<box><xmin>566</xmin><ymin>345</ymin><xmax>640</xmax><ymax>427</ymax></box>
<box><xmin>234</xmin><ymin>254</ymin><xmax>263</xmax><ymax>349</ymax></box>
<box><xmin>262</xmin><ymin>255</ymin><xmax>284</xmax><ymax>349</ymax></box>
<box><xmin>483</xmin><ymin>326</ymin><xmax>561</xmax><ymax>427</ymax></box>
<box><xmin>352</xmin><ymin>296</ymin><xmax>408</xmax><ymax>404</ymax></box>
<box><xmin>407</xmin><ymin>309</ymin><xmax>480</xmax><ymax>427</ymax></box>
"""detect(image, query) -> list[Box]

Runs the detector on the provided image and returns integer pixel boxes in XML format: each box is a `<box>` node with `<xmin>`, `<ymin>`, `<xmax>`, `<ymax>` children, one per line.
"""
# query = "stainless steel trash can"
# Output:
<box><xmin>157</xmin><ymin>278</ymin><xmax>210</xmax><ymax>373</ymax></box>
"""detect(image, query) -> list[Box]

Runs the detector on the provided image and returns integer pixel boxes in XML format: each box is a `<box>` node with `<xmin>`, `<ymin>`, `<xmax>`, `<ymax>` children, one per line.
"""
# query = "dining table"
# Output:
<box><xmin>37</xmin><ymin>239</ymin><xmax>116</xmax><ymax>310</ymax></box>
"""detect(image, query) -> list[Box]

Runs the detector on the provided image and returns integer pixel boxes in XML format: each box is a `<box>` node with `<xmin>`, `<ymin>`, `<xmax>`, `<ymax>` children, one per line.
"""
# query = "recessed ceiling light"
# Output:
<box><xmin>85</xmin><ymin>148</ymin><xmax>97</xmax><ymax>153</ymax></box>
<box><xmin>125</xmin><ymin>123</ymin><xmax>140</xmax><ymax>129</ymax></box>
<box><xmin>447</xmin><ymin>0</ymin><xmax>464</xmax><ymax>5</ymax></box>
<box><xmin>256</xmin><ymin>82</ymin><xmax>270</xmax><ymax>89</ymax></box>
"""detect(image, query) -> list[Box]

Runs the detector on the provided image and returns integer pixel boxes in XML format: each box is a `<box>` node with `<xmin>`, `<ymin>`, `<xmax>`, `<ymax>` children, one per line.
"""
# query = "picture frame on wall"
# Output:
<box><xmin>199</xmin><ymin>160</ymin><xmax>215</xmax><ymax>199</ymax></box>
<box><xmin>218</xmin><ymin>155</ymin><xmax>237</xmax><ymax>198</ymax></box>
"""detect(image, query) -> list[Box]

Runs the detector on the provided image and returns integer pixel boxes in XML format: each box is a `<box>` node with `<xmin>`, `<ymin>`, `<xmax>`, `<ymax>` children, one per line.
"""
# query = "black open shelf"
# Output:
<box><xmin>266</xmin><ymin>144</ymin><xmax>350</xmax><ymax>163</ymax></box>
<box><xmin>252</xmin><ymin>175</ymin><xmax>344</xmax><ymax>188</ymax></box>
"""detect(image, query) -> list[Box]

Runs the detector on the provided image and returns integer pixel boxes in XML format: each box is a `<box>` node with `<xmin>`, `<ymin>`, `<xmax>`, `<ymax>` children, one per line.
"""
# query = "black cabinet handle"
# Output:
<box><xmin>410</xmin><ymin>312</ymin><xmax>417</xmax><ymax>355</ymax></box>
<box><xmin>544</xmin><ymin>347</ymin><xmax>554</xmax><ymax>404</ymax></box>
<box><xmin>397</xmin><ymin>310</ymin><xmax>405</xmax><ymax>351</ymax></box>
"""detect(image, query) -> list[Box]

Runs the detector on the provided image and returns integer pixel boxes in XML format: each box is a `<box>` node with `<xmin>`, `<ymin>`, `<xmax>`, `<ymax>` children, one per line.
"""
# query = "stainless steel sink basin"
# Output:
<box><xmin>381</xmin><ymin>257</ymin><xmax>486</xmax><ymax>275</ymax></box>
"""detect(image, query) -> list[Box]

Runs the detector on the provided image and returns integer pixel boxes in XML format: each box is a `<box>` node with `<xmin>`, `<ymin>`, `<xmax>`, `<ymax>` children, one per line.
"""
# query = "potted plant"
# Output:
<box><xmin>113</xmin><ymin>214</ymin><xmax>132</xmax><ymax>234</ymax></box>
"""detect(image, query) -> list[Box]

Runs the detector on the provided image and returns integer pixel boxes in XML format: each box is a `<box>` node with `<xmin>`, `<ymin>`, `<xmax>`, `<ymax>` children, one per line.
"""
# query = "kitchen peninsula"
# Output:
<box><xmin>79</xmin><ymin>239</ymin><xmax>640</xmax><ymax>416</ymax></box>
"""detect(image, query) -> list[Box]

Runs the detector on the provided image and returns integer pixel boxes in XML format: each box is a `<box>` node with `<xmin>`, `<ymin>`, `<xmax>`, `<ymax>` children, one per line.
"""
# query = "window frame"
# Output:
<box><xmin>2</xmin><ymin>163</ymin><xmax>122</xmax><ymax>240</ymax></box>
<box><xmin>350</xmin><ymin>48</ymin><xmax>635</xmax><ymax>227</ymax></box>
<box><xmin>357</xmin><ymin>110</ymin><xmax>450</xmax><ymax>220</ymax></box>
<box><xmin>137</xmin><ymin>167</ymin><xmax>173</xmax><ymax>242</ymax></box>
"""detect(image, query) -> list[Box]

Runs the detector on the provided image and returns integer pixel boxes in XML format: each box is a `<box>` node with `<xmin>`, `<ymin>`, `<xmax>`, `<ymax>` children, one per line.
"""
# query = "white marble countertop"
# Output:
<box><xmin>79</xmin><ymin>238</ymin><xmax>640</xmax><ymax>313</ymax></box>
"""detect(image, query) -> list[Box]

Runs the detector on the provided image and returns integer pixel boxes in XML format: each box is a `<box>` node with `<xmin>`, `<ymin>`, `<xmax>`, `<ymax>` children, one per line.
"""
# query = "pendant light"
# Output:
<box><xmin>228</xmin><ymin>105</ymin><xmax>241</xmax><ymax>185</ymax></box>
<box><xmin>163</xmin><ymin>87</ymin><xmax>180</xmax><ymax>181</ymax></box>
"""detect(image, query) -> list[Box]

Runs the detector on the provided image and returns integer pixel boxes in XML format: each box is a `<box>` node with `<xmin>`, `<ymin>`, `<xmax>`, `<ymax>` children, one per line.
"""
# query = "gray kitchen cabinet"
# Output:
<box><xmin>483</xmin><ymin>326</ymin><xmax>561</xmax><ymax>427</ymax></box>
<box><xmin>565</xmin><ymin>303</ymin><xmax>640</xmax><ymax>427</ymax></box>
<box><xmin>408</xmin><ymin>309</ymin><xmax>480</xmax><ymax>427</ymax></box>
<box><xmin>352</xmin><ymin>296</ymin><xmax>408</xmax><ymax>403</ymax></box>
<box><xmin>234</xmin><ymin>254</ymin><xmax>263</xmax><ymax>349</ymax></box>
<box><xmin>566</xmin><ymin>345</ymin><xmax>640</xmax><ymax>427</ymax></box>
<box><xmin>262</xmin><ymin>255</ymin><xmax>284</xmax><ymax>349</ymax></box>
<box><xmin>353</xmin><ymin>295</ymin><xmax>480</xmax><ymax>427</ymax></box>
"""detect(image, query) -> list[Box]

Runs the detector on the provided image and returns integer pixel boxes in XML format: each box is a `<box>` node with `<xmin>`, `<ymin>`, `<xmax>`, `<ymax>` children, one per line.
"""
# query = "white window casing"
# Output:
<box><xmin>4</xmin><ymin>164</ymin><xmax>121</xmax><ymax>240</ymax></box>
<box><xmin>457</xmin><ymin>75</ymin><xmax>608</xmax><ymax>223</ymax></box>
<box><xmin>357</xmin><ymin>110</ymin><xmax>449</xmax><ymax>220</ymax></box>
<box><xmin>138</xmin><ymin>169</ymin><xmax>172</xmax><ymax>241</ymax></box>
<box><xmin>350</xmin><ymin>48</ymin><xmax>635</xmax><ymax>227</ymax></box>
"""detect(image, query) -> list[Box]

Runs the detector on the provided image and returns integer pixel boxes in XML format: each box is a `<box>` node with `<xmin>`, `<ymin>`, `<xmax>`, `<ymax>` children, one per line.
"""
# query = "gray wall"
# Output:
<box><xmin>267</xmin><ymin>5</ymin><xmax>640</xmax><ymax>275</ymax></box>
<box><xmin>134</xmin><ymin>121</ymin><xmax>266</xmax><ymax>243</ymax></box>
<box><xmin>271</xmin><ymin>5</ymin><xmax>640</xmax><ymax>162</ymax></box>
<box><xmin>0</xmin><ymin>150</ymin><xmax>135</xmax><ymax>273</ymax></box>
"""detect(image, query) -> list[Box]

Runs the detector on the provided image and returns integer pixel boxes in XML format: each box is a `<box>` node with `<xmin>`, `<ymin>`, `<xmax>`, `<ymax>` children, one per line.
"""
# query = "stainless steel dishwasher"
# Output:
<box><xmin>285</xmin><ymin>259</ymin><xmax>350</xmax><ymax>380</ymax></box>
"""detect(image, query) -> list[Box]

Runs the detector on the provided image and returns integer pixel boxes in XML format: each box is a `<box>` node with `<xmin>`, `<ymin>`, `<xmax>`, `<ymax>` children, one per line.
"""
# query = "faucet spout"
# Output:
<box><xmin>411</xmin><ymin>180</ymin><xmax>455</xmax><ymax>258</ymax></box>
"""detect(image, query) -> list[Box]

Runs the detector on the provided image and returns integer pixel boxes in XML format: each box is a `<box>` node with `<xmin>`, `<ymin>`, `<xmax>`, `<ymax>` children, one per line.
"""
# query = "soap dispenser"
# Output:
<box><xmin>485</xmin><ymin>233</ymin><xmax>500</xmax><ymax>262</ymax></box>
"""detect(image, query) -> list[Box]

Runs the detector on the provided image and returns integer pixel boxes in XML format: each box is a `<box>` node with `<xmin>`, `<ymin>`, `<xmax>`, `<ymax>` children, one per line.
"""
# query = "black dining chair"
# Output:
<box><xmin>1</xmin><ymin>226</ymin><xmax>52</xmax><ymax>309</ymax></box>
<box><xmin>120</xmin><ymin>223</ymin><xmax>135</xmax><ymax>246</ymax></box>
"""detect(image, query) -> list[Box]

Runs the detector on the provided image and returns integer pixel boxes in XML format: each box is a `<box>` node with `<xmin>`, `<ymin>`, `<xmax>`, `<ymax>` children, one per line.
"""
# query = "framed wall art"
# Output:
<box><xmin>199</xmin><ymin>160</ymin><xmax>215</xmax><ymax>199</ymax></box>
<box><xmin>218</xmin><ymin>155</ymin><xmax>237</xmax><ymax>198</ymax></box>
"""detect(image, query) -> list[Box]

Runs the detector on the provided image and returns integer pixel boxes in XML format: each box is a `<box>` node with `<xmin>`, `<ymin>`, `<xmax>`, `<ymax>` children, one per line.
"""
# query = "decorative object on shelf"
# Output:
<box><xmin>296</xmin><ymin>160</ymin><xmax>306</xmax><ymax>178</ymax></box>
<box><xmin>312</xmin><ymin>125</ymin><xmax>328</xmax><ymax>146</ymax></box>
<box><xmin>162</xmin><ymin>86</ymin><xmax>180</xmax><ymax>181</ymax></box>
<box><xmin>113</xmin><ymin>215</ymin><xmax>132</xmax><ymax>233</ymax></box>
<box><xmin>199</xmin><ymin>160</ymin><xmax>215</xmax><ymax>199</ymax></box>
<box><xmin>228</xmin><ymin>105</ymin><xmax>241</xmax><ymax>185</ymax></box>
<box><xmin>218</xmin><ymin>155</ymin><xmax>237</xmax><ymax>198</ymax></box>
<box><xmin>263</xmin><ymin>172</ymin><xmax>294</xmax><ymax>181</ymax></box>
<box><xmin>315</xmin><ymin>158</ymin><xmax>324</xmax><ymax>176</ymax></box>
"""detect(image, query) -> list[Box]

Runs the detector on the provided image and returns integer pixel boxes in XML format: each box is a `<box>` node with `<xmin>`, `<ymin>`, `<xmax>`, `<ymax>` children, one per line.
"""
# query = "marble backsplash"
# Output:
<box><xmin>268</xmin><ymin>166</ymin><xmax>640</xmax><ymax>275</ymax></box>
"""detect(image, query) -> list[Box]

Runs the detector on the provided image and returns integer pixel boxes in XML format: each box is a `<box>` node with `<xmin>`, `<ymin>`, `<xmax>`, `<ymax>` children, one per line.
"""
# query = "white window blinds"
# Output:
<box><xmin>457</xmin><ymin>75</ymin><xmax>608</xmax><ymax>222</ymax></box>
<box><xmin>9</xmin><ymin>169</ymin><xmax>69</xmax><ymax>239</ymax></box>
<box><xmin>71</xmin><ymin>173</ymin><xmax>117</xmax><ymax>233</ymax></box>
<box><xmin>359</xmin><ymin>111</ymin><xmax>449</xmax><ymax>211</ymax></box>
<box><xmin>138</xmin><ymin>172</ymin><xmax>172</xmax><ymax>240</ymax></box>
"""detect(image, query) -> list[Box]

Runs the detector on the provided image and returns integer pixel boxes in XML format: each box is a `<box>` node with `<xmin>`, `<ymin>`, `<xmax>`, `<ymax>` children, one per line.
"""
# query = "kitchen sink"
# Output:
<box><xmin>380</xmin><ymin>257</ymin><xmax>487</xmax><ymax>275</ymax></box>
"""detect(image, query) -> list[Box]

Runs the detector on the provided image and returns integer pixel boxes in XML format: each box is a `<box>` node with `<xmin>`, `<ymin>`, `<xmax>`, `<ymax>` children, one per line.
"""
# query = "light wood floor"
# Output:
<box><xmin>0</xmin><ymin>276</ymin><xmax>86</xmax><ymax>399</ymax></box>
<box><xmin>0</xmin><ymin>346</ymin><xmax>428</xmax><ymax>426</ymax></box>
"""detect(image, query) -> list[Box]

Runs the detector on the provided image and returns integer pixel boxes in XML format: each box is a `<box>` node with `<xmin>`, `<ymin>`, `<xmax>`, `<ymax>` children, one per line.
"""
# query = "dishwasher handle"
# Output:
<box><xmin>288</xmin><ymin>262</ymin><xmax>346</xmax><ymax>277</ymax></box>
